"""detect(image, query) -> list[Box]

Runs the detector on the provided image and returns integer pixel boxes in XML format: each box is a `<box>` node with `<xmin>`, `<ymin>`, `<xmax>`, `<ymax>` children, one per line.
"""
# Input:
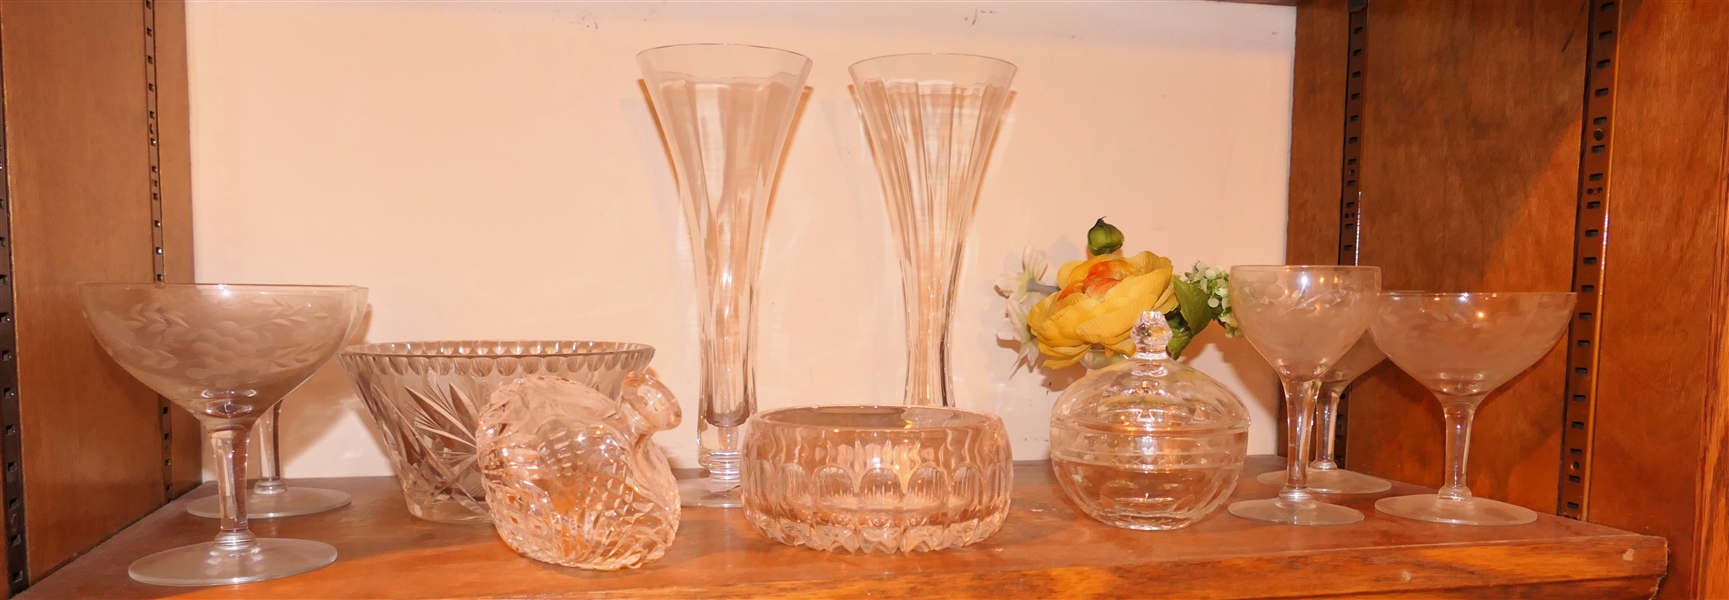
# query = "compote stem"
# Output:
<box><xmin>207</xmin><ymin>420</ymin><xmax>258</xmax><ymax>549</ymax></box>
<box><xmin>254</xmin><ymin>405</ymin><xmax>286</xmax><ymax>495</ymax></box>
<box><xmin>1439</xmin><ymin>395</ymin><xmax>1485</xmax><ymax>502</ymax></box>
<box><xmin>1280</xmin><ymin>377</ymin><xmax>1322</xmax><ymax>504</ymax></box>
<box><xmin>1312</xmin><ymin>383</ymin><xmax>1345</xmax><ymax>471</ymax></box>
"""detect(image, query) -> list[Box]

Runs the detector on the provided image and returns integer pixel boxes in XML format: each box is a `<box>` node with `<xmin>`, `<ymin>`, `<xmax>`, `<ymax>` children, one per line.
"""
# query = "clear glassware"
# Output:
<box><xmin>1050</xmin><ymin>312</ymin><xmax>1250</xmax><ymax>530</ymax></box>
<box><xmin>638</xmin><ymin>44</ymin><xmax>811</xmax><ymax>508</ymax></box>
<box><xmin>1370</xmin><ymin>292</ymin><xmax>1575</xmax><ymax>526</ymax></box>
<box><xmin>188</xmin><ymin>292</ymin><xmax>369</xmax><ymax>519</ymax></box>
<box><xmin>1226</xmin><ymin>265</ymin><xmax>1380</xmax><ymax>526</ymax></box>
<box><xmin>850</xmin><ymin>53</ymin><xmax>1016</xmax><ymax>408</ymax></box>
<box><xmin>336</xmin><ymin>341</ymin><xmax>658</xmax><ymax>523</ymax></box>
<box><xmin>477</xmin><ymin>374</ymin><xmax>682</xmax><ymax>570</ymax></box>
<box><xmin>1255</xmin><ymin>334</ymin><xmax>1392</xmax><ymax>494</ymax></box>
<box><xmin>78</xmin><ymin>283</ymin><xmax>364</xmax><ymax>586</ymax></box>
<box><xmin>741</xmin><ymin>406</ymin><xmax>1012</xmax><ymax>554</ymax></box>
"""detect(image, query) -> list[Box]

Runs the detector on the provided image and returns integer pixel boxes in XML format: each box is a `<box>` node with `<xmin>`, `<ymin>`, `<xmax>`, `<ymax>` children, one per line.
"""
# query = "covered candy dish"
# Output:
<box><xmin>1049</xmin><ymin>312</ymin><xmax>1251</xmax><ymax>530</ymax></box>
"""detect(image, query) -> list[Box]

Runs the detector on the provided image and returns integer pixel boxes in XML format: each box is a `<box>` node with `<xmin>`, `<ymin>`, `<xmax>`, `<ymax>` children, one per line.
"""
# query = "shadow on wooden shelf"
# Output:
<box><xmin>19</xmin><ymin>456</ymin><xmax>1664</xmax><ymax>599</ymax></box>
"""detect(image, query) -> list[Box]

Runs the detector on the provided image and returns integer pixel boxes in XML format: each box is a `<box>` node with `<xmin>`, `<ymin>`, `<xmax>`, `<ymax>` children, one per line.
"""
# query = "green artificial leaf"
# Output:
<box><xmin>1167</xmin><ymin>319</ymin><xmax>1195</xmax><ymax>359</ymax></box>
<box><xmin>1173</xmin><ymin>278</ymin><xmax>1217</xmax><ymax>341</ymax></box>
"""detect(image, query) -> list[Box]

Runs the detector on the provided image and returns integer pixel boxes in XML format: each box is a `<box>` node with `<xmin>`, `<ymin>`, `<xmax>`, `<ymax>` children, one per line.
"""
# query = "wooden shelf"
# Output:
<box><xmin>20</xmin><ymin>457</ymin><xmax>1665</xmax><ymax>599</ymax></box>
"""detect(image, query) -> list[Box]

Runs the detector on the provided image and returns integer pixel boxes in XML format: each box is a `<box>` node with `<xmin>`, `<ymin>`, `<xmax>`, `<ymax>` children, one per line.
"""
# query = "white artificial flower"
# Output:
<box><xmin>995</xmin><ymin>245</ymin><xmax>1053</xmax><ymax>306</ymax></box>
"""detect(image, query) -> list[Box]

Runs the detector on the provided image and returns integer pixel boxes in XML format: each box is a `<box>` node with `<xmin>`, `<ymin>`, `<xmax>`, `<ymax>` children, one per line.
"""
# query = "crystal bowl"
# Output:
<box><xmin>337</xmin><ymin>341</ymin><xmax>655</xmax><ymax>523</ymax></box>
<box><xmin>741</xmin><ymin>405</ymin><xmax>1013</xmax><ymax>554</ymax></box>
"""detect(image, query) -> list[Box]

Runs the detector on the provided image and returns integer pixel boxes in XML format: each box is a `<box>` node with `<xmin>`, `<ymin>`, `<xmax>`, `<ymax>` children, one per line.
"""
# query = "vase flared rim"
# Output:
<box><xmin>636</xmin><ymin>43</ymin><xmax>811</xmax><ymax>64</ymax></box>
<box><xmin>78</xmin><ymin>282</ymin><xmax>365</xmax><ymax>293</ymax></box>
<box><xmin>847</xmin><ymin>53</ymin><xmax>1017</xmax><ymax>75</ymax></box>
<box><xmin>342</xmin><ymin>340</ymin><xmax>654</xmax><ymax>359</ymax></box>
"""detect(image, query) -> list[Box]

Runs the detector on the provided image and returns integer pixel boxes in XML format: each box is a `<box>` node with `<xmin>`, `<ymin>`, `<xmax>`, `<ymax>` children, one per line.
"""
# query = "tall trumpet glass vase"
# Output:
<box><xmin>1226</xmin><ymin>266</ymin><xmax>1379</xmax><ymax>526</ymax></box>
<box><xmin>79</xmin><ymin>283</ymin><xmax>364</xmax><ymax>585</ymax></box>
<box><xmin>1256</xmin><ymin>334</ymin><xmax>1392</xmax><ymax>494</ymax></box>
<box><xmin>1371</xmin><ymin>292</ymin><xmax>1575</xmax><ymax>525</ymax></box>
<box><xmin>189</xmin><ymin>293</ymin><xmax>367</xmax><ymax>519</ymax></box>
<box><xmin>850</xmin><ymin>53</ymin><xmax>1015</xmax><ymax>408</ymax></box>
<box><xmin>639</xmin><ymin>44</ymin><xmax>811</xmax><ymax>508</ymax></box>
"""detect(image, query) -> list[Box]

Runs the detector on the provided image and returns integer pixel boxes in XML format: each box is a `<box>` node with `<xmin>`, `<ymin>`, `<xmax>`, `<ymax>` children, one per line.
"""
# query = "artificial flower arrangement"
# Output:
<box><xmin>997</xmin><ymin>218</ymin><xmax>1240</xmax><ymax>371</ymax></box>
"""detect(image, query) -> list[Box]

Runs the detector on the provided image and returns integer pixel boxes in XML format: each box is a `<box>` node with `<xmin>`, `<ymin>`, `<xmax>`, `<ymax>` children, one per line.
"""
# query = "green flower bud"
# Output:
<box><xmin>1087</xmin><ymin>218</ymin><xmax>1124</xmax><ymax>256</ymax></box>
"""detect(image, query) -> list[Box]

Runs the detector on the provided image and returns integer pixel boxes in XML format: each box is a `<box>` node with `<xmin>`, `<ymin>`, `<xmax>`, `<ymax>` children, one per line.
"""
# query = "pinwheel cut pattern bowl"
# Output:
<box><xmin>337</xmin><ymin>341</ymin><xmax>655</xmax><ymax>523</ymax></box>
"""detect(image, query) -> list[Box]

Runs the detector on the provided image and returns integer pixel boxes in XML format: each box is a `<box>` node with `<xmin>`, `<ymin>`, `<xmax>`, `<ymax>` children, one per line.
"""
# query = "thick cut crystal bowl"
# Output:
<box><xmin>337</xmin><ymin>341</ymin><xmax>655</xmax><ymax>523</ymax></box>
<box><xmin>741</xmin><ymin>406</ymin><xmax>1013</xmax><ymax>554</ymax></box>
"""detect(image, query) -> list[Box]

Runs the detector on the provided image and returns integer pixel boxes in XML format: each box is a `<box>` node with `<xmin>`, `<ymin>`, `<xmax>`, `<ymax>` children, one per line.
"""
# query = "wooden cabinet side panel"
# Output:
<box><xmin>1285</xmin><ymin>0</ymin><xmax>1349</xmax><ymax>266</ymax></box>
<box><xmin>1345</xmin><ymin>0</ymin><xmax>1586</xmax><ymax>511</ymax></box>
<box><xmin>0</xmin><ymin>3</ymin><xmax>166</xmax><ymax>580</ymax></box>
<box><xmin>151</xmin><ymin>0</ymin><xmax>202</xmax><ymax>499</ymax></box>
<box><xmin>1590</xmin><ymin>2</ymin><xmax>1729</xmax><ymax>597</ymax></box>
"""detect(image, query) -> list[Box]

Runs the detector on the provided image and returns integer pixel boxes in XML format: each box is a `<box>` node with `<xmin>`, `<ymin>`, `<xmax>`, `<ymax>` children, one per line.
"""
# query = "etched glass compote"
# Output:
<box><xmin>1226</xmin><ymin>266</ymin><xmax>1379</xmax><ymax>525</ymax></box>
<box><xmin>639</xmin><ymin>44</ymin><xmax>811</xmax><ymax>508</ymax></box>
<box><xmin>188</xmin><ymin>292</ymin><xmax>367</xmax><ymax>519</ymax></box>
<box><xmin>1255</xmin><ymin>334</ymin><xmax>1391</xmax><ymax>493</ymax></box>
<box><xmin>1370</xmin><ymin>292</ymin><xmax>1575</xmax><ymax>526</ymax></box>
<box><xmin>80</xmin><ymin>283</ymin><xmax>364</xmax><ymax>585</ymax></box>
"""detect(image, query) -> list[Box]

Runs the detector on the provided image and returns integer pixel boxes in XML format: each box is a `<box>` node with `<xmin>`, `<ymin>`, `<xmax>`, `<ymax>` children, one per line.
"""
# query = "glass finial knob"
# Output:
<box><xmin>1133</xmin><ymin>311</ymin><xmax>1173</xmax><ymax>360</ymax></box>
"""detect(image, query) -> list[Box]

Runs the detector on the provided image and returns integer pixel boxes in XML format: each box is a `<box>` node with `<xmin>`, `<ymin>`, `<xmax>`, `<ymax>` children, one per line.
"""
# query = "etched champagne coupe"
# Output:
<box><xmin>849</xmin><ymin>53</ymin><xmax>1015</xmax><ymax>407</ymax></box>
<box><xmin>1371</xmin><ymin>292</ymin><xmax>1575</xmax><ymax>525</ymax></box>
<box><xmin>80</xmin><ymin>283</ymin><xmax>364</xmax><ymax>585</ymax></box>
<box><xmin>1256</xmin><ymin>334</ymin><xmax>1392</xmax><ymax>493</ymax></box>
<box><xmin>188</xmin><ymin>292</ymin><xmax>368</xmax><ymax>519</ymax></box>
<box><xmin>1226</xmin><ymin>265</ymin><xmax>1379</xmax><ymax>525</ymax></box>
<box><xmin>639</xmin><ymin>44</ymin><xmax>811</xmax><ymax>508</ymax></box>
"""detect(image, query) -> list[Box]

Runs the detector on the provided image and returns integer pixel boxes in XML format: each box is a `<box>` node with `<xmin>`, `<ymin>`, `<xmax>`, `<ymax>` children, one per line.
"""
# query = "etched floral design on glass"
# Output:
<box><xmin>850</xmin><ymin>53</ymin><xmax>1015</xmax><ymax>407</ymax></box>
<box><xmin>80</xmin><ymin>283</ymin><xmax>364</xmax><ymax>586</ymax></box>
<box><xmin>337</xmin><ymin>341</ymin><xmax>655</xmax><ymax>523</ymax></box>
<box><xmin>477</xmin><ymin>375</ymin><xmax>681</xmax><ymax>570</ymax></box>
<box><xmin>638</xmin><ymin>44</ymin><xmax>811</xmax><ymax>507</ymax></box>
<box><xmin>741</xmin><ymin>406</ymin><xmax>1012</xmax><ymax>554</ymax></box>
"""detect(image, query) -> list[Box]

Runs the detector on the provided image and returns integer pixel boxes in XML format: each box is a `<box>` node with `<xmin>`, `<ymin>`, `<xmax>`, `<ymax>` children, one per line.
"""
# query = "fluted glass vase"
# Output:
<box><xmin>639</xmin><ymin>44</ymin><xmax>811</xmax><ymax>508</ymax></box>
<box><xmin>850</xmin><ymin>54</ymin><xmax>1015</xmax><ymax>407</ymax></box>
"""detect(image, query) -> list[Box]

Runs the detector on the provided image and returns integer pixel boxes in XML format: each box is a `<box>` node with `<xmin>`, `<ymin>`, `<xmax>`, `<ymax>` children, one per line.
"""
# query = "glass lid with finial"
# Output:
<box><xmin>1051</xmin><ymin>311</ymin><xmax>1252</xmax><ymax>435</ymax></box>
<box><xmin>1049</xmin><ymin>311</ymin><xmax>1251</xmax><ymax>530</ymax></box>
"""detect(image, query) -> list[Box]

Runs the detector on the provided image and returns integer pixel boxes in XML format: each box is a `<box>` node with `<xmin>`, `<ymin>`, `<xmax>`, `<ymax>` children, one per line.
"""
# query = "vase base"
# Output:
<box><xmin>680</xmin><ymin>476</ymin><xmax>742</xmax><ymax>508</ymax></box>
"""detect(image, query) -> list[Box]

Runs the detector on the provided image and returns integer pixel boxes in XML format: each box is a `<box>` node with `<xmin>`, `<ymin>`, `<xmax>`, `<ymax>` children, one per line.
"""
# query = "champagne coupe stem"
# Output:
<box><xmin>1280</xmin><ymin>377</ymin><xmax>1322</xmax><ymax>504</ymax></box>
<box><xmin>1439</xmin><ymin>395</ymin><xmax>1484</xmax><ymax>501</ymax></box>
<box><xmin>208</xmin><ymin>421</ymin><xmax>258</xmax><ymax>549</ymax></box>
<box><xmin>254</xmin><ymin>405</ymin><xmax>286</xmax><ymax>495</ymax></box>
<box><xmin>1312</xmin><ymin>383</ymin><xmax>1345</xmax><ymax>471</ymax></box>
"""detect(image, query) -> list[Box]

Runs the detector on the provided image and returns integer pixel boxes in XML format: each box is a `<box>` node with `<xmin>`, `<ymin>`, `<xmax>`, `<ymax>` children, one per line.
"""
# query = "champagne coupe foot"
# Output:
<box><xmin>638</xmin><ymin>44</ymin><xmax>811</xmax><ymax>508</ymax></box>
<box><xmin>1370</xmin><ymin>292</ymin><xmax>1575</xmax><ymax>526</ymax></box>
<box><xmin>81</xmin><ymin>283</ymin><xmax>364</xmax><ymax>585</ymax></box>
<box><xmin>1256</xmin><ymin>334</ymin><xmax>1392</xmax><ymax>494</ymax></box>
<box><xmin>1226</xmin><ymin>266</ymin><xmax>1380</xmax><ymax>526</ymax></box>
<box><xmin>187</xmin><ymin>406</ymin><xmax>352</xmax><ymax>519</ymax></box>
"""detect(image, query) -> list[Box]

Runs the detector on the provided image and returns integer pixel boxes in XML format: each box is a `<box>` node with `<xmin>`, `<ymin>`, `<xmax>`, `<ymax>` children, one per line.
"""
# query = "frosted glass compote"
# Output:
<box><xmin>1256</xmin><ymin>334</ymin><xmax>1392</xmax><ymax>493</ymax></box>
<box><xmin>1226</xmin><ymin>266</ymin><xmax>1380</xmax><ymax>526</ymax></box>
<box><xmin>80</xmin><ymin>283</ymin><xmax>364</xmax><ymax>585</ymax></box>
<box><xmin>188</xmin><ymin>292</ymin><xmax>368</xmax><ymax>519</ymax></box>
<box><xmin>1370</xmin><ymin>292</ymin><xmax>1574</xmax><ymax>526</ymax></box>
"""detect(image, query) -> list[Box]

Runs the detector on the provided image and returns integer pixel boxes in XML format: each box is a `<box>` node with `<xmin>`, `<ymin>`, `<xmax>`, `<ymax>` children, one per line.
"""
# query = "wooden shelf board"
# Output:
<box><xmin>19</xmin><ymin>456</ymin><xmax>1665</xmax><ymax>599</ymax></box>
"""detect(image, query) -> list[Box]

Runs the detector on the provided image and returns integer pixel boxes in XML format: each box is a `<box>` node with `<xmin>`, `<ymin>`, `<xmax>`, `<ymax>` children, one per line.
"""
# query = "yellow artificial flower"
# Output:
<box><xmin>1026</xmin><ymin>251</ymin><xmax>1178</xmax><ymax>368</ymax></box>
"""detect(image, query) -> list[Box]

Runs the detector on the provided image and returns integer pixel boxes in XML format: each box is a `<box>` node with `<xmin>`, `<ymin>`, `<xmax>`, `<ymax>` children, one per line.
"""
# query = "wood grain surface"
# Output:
<box><xmin>0</xmin><ymin>2</ymin><xmax>171</xmax><ymax>581</ymax></box>
<box><xmin>151</xmin><ymin>0</ymin><xmax>203</xmax><ymax>500</ymax></box>
<box><xmin>1344</xmin><ymin>0</ymin><xmax>1586</xmax><ymax>512</ymax></box>
<box><xmin>1284</xmin><ymin>0</ymin><xmax>1349</xmax><ymax>267</ymax></box>
<box><xmin>18</xmin><ymin>458</ymin><xmax>1666</xmax><ymax>599</ymax></box>
<box><xmin>1587</xmin><ymin>1</ymin><xmax>1729</xmax><ymax>597</ymax></box>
